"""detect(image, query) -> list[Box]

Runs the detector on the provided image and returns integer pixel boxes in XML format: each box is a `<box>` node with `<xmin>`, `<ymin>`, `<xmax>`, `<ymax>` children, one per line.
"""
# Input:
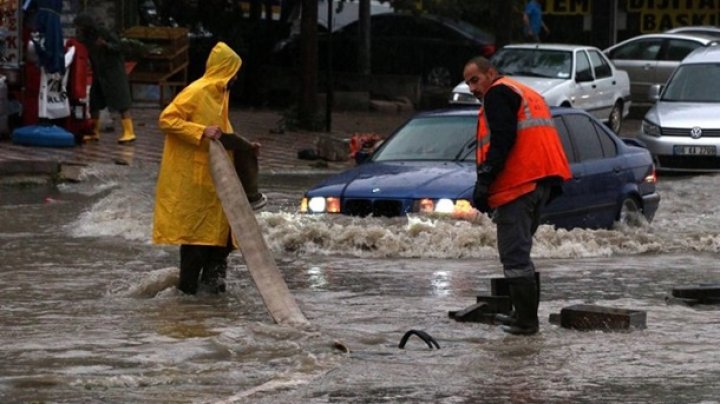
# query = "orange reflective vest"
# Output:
<box><xmin>476</xmin><ymin>77</ymin><xmax>571</xmax><ymax>208</ymax></box>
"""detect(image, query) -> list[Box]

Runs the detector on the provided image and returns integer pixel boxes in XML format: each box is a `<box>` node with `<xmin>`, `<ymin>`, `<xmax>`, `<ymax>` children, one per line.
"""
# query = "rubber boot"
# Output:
<box><xmin>501</xmin><ymin>276</ymin><xmax>539</xmax><ymax>335</ymax></box>
<box><xmin>117</xmin><ymin>117</ymin><xmax>136</xmax><ymax>144</ymax></box>
<box><xmin>494</xmin><ymin>311</ymin><xmax>517</xmax><ymax>326</ymax></box>
<box><xmin>83</xmin><ymin>119</ymin><xmax>101</xmax><ymax>142</ymax></box>
<box><xmin>178</xmin><ymin>245</ymin><xmax>203</xmax><ymax>295</ymax></box>
<box><xmin>495</xmin><ymin>273</ymin><xmax>540</xmax><ymax>326</ymax></box>
<box><xmin>201</xmin><ymin>261</ymin><xmax>227</xmax><ymax>294</ymax></box>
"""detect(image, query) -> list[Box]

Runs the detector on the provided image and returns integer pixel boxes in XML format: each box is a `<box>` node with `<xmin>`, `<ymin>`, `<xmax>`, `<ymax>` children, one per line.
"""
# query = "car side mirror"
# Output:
<box><xmin>575</xmin><ymin>69</ymin><xmax>594</xmax><ymax>83</ymax></box>
<box><xmin>648</xmin><ymin>84</ymin><xmax>663</xmax><ymax>102</ymax></box>
<box><xmin>355</xmin><ymin>151</ymin><xmax>372</xmax><ymax>165</ymax></box>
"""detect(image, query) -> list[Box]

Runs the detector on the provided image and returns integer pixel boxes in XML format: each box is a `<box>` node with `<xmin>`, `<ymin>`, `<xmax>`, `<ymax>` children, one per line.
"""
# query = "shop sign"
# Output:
<box><xmin>0</xmin><ymin>0</ymin><xmax>21</xmax><ymax>67</ymax></box>
<box><xmin>627</xmin><ymin>0</ymin><xmax>720</xmax><ymax>32</ymax></box>
<box><xmin>545</xmin><ymin>0</ymin><xmax>592</xmax><ymax>15</ymax></box>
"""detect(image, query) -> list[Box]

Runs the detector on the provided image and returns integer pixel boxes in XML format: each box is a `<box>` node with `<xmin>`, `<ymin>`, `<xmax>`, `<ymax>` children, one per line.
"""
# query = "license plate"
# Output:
<box><xmin>673</xmin><ymin>145</ymin><xmax>716</xmax><ymax>156</ymax></box>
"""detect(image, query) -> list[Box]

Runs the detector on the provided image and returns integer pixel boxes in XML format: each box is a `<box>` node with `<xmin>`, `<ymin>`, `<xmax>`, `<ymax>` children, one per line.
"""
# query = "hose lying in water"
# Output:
<box><xmin>208</xmin><ymin>138</ymin><xmax>309</xmax><ymax>326</ymax></box>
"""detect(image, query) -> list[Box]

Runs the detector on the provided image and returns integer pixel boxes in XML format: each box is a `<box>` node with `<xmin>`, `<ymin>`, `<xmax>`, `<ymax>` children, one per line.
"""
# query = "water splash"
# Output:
<box><xmin>113</xmin><ymin>267</ymin><xmax>179</xmax><ymax>298</ymax></box>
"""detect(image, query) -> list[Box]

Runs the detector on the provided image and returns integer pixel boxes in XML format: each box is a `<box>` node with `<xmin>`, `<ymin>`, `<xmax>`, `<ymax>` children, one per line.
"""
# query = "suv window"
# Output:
<box><xmin>610</xmin><ymin>38</ymin><xmax>663</xmax><ymax>60</ymax></box>
<box><xmin>419</xmin><ymin>18</ymin><xmax>455</xmax><ymax>40</ymax></box>
<box><xmin>588</xmin><ymin>50</ymin><xmax>612</xmax><ymax>78</ymax></box>
<box><xmin>367</xmin><ymin>15</ymin><xmax>398</xmax><ymax>37</ymax></box>
<box><xmin>662</xmin><ymin>39</ymin><xmax>703</xmax><ymax>61</ymax></box>
<box><xmin>564</xmin><ymin>114</ymin><xmax>604</xmax><ymax>161</ymax></box>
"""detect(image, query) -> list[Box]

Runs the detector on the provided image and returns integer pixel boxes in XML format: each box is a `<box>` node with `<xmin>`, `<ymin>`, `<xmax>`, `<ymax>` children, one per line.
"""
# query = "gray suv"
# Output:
<box><xmin>604</xmin><ymin>33</ymin><xmax>718</xmax><ymax>105</ymax></box>
<box><xmin>639</xmin><ymin>44</ymin><xmax>720</xmax><ymax>172</ymax></box>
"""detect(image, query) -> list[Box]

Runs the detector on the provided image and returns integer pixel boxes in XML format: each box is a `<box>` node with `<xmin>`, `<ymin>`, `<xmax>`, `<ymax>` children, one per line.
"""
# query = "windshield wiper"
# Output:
<box><xmin>454</xmin><ymin>138</ymin><xmax>477</xmax><ymax>161</ymax></box>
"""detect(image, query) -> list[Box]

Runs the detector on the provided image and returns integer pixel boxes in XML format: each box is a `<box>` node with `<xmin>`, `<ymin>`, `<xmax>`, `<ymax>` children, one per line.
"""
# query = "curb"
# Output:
<box><xmin>0</xmin><ymin>160</ymin><xmax>59</xmax><ymax>176</ymax></box>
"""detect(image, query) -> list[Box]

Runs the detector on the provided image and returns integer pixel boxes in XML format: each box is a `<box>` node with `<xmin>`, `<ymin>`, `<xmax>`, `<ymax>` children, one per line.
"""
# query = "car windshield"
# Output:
<box><xmin>662</xmin><ymin>63</ymin><xmax>720</xmax><ymax>102</ymax></box>
<box><xmin>373</xmin><ymin>116</ymin><xmax>477</xmax><ymax>162</ymax></box>
<box><xmin>492</xmin><ymin>48</ymin><xmax>572</xmax><ymax>79</ymax></box>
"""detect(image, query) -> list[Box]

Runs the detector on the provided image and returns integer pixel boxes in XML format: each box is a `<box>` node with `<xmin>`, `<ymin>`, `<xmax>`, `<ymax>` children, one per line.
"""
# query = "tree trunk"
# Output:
<box><xmin>299</xmin><ymin>0</ymin><xmax>318</xmax><ymax>128</ymax></box>
<box><xmin>494</xmin><ymin>1</ymin><xmax>516</xmax><ymax>48</ymax></box>
<box><xmin>357</xmin><ymin>0</ymin><xmax>371</xmax><ymax>76</ymax></box>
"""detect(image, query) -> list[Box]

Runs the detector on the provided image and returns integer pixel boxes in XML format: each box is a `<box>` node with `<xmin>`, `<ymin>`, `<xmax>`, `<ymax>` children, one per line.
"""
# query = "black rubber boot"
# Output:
<box><xmin>494</xmin><ymin>273</ymin><xmax>540</xmax><ymax>326</ymax></box>
<box><xmin>501</xmin><ymin>276</ymin><xmax>539</xmax><ymax>335</ymax></box>
<box><xmin>201</xmin><ymin>262</ymin><xmax>227</xmax><ymax>294</ymax></box>
<box><xmin>494</xmin><ymin>311</ymin><xmax>517</xmax><ymax>326</ymax></box>
<box><xmin>178</xmin><ymin>245</ymin><xmax>204</xmax><ymax>295</ymax></box>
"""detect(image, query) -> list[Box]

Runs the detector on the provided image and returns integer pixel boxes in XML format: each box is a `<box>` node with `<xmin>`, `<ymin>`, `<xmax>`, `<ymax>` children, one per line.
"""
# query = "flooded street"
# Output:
<box><xmin>2</xmin><ymin>161</ymin><xmax>720</xmax><ymax>403</ymax></box>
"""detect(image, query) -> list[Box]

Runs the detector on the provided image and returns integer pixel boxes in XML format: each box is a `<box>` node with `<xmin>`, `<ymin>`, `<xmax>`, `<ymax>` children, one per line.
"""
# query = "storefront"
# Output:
<box><xmin>543</xmin><ymin>0</ymin><xmax>720</xmax><ymax>48</ymax></box>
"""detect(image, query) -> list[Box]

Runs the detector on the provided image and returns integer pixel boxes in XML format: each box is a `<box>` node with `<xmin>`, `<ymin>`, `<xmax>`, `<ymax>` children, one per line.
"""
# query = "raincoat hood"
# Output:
<box><xmin>204</xmin><ymin>42</ymin><xmax>242</xmax><ymax>88</ymax></box>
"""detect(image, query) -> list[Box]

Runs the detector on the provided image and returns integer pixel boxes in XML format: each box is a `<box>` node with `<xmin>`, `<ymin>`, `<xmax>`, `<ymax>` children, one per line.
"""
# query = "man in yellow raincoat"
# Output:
<box><xmin>152</xmin><ymin>42</ymin><xmax>246</xmax><ymax>294</ymax></box>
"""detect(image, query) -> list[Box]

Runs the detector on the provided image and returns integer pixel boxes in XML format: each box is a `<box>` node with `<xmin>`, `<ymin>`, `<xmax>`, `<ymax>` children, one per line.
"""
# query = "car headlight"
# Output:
<box><xmin>301</xmin><ymin>196</ymin><xmax>341</xmax><ymax>213</ymax></box>
<box><xmin>642</xmin><ymin>120</ymin><xmax>661</xmax><ymax>137</ymax></box>
<box><xmin>414</xmin><ymin>198</ymin><xmax>474</xmax><ymax>215</ymax></box>
<box><xmin>449</xmin><ymin>92</ymin><xmax>480</xmax><ymax>105</ymax></box>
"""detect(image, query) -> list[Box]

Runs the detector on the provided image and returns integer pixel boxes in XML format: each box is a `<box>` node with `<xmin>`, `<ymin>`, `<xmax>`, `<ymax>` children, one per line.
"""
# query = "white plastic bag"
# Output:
<box><xmin>37</xmin><ymin>46</ymin><xmax>75</xmax><ymax>119</ymax></box>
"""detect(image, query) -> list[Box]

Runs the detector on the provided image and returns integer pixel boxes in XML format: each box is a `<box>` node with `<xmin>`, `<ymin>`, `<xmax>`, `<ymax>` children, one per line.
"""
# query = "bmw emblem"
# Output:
<box><xmin>691</xmin><ymin>126</ymin><xmax>703</xmax><ymax>139</ymax></box>
<box><xmin>372</xmin><ymin>187</ymin><xmax>381</xmax><ymax>193</ymax></box>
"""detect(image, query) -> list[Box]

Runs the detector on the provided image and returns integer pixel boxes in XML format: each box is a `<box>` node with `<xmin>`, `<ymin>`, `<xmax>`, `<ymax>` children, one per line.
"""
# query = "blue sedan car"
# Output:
<box><xmin>301</xmin><ymin>107</ymin><xmax>660</xmax><ymax>230</ymax></box>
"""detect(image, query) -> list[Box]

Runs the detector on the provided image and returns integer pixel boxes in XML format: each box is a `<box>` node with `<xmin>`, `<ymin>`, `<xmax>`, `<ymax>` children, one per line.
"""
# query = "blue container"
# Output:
<box><xmin>12</xmin><ymin>125</ymin><xmax>76</xmax><ymax>148</ymax></box>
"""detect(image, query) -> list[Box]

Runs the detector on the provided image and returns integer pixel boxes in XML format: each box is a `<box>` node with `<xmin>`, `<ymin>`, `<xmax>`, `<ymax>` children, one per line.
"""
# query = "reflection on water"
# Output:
<box><xmin>1</xmin><ymin>165</ymin><xmax>720</xmax><ymax>402</ymax></box>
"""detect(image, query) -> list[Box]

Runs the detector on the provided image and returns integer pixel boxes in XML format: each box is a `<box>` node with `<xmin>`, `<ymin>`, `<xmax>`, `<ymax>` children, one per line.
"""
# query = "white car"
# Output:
<box><xmin>449</xmin><ymin>43</ymin><xmax>631</xmax><ymax>133</ymax></box>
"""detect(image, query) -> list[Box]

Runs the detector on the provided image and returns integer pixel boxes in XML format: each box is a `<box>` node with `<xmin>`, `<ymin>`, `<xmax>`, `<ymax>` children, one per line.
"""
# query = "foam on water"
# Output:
<box><xmin>66</xmin><ymin>185</ymin><xmax>155</xmax><ymax>241</ymax></box>
<box><xmin>115</xmin><ymin>267</ymin><xmax>179</xmax><ymax>298</ymax></box>
<box><xmin>63</xmin><ymin>170</ymin><xmax>720</xmax><ymax>258</ymax></box>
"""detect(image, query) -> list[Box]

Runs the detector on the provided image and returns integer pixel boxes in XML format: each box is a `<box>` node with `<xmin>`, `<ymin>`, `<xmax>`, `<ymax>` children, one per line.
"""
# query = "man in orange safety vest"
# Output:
<box><xmin>463</xmin><ymin>56</ymin><xmax>571</xmax><ymax>335</ymax></box>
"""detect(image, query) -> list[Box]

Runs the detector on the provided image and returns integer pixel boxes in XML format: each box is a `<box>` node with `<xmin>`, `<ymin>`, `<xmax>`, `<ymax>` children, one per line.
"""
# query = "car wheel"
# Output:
<box><xmin>425</xmin><ymin>66</ymin><xmax>453</xmax><ymax>88</ymax></box>
<box><xmin>607</xmin><ymin>101</ymin><xmax>623</xmax><ymax>133</ymax></box>
<box><xmin>617</xmin><ymin>197</ymin><xmax>643</xmax><ymax>227</ymax></box>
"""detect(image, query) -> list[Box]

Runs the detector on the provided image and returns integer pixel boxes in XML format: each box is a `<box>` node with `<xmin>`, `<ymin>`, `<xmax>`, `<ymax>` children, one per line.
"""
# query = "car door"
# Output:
<box><xmin>587</xmin><ymin>49</ymin><xmax>616</xmax><ymax>120</ymax></box>
<box><xmin>541</xmin><ymin>115</ymin><xmax>584</xmax><ymax>229</ymax></box>
<box><xmin>564</xmin><ymin>113</ymin><xmax>622</xmax><ymax>228</ymax></box>
<box><xmin>571</xmin><ymin>50</ymin><xmax>598</xmax><ymax>115</ymax></box>
<box><xmin>606</xmin><ymin>37</ymin><xmax>663</xmax><ymax>103</ymax></box>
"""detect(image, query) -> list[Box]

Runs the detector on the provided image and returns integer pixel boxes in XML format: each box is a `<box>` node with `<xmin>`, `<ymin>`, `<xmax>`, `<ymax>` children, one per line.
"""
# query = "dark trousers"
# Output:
<box><xmin>178</xmin><ymin>236</ymin><xmax>233</xmax><ymax>294</ymax></box>
<box><xmin>493</xmin><ymin>184</ymin><xmax>551</xmax><ymax>279</ymax></box>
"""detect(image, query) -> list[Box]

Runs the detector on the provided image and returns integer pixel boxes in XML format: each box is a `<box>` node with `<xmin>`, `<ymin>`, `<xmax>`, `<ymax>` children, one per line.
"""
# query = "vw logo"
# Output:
<box><xmin>691</xmin><ymin>127</ymin><xmax>703</xmax><ymax>139</ymax></box>
<box><xmin>372</xmin><ymin>188</ymin><xmax>381</xmax><ymax>193</ymax></box>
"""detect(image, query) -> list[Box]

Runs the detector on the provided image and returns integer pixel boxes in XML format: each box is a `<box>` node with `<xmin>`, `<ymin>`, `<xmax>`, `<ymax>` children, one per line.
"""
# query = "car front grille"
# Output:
<box><xmin>657</xmin><ymin>155</ymin><xmax>720</xmax><ymax>170</ymax></box>
<box><xmin>344</xmin><ymin>199</ymin><xmax>404</xmax><ymax>217</ymax></box>
<box><xmin>662</xmin><ymin>127</ymin><xmax>720</xmax><ymax>137</ymax></box>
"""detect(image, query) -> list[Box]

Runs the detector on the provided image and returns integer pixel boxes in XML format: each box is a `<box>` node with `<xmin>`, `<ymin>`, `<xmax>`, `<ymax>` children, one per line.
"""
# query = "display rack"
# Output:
<box><xmin>123</xmin><ymin>26</ymin><xmax>189</xmax><ymax>105</ymax></box>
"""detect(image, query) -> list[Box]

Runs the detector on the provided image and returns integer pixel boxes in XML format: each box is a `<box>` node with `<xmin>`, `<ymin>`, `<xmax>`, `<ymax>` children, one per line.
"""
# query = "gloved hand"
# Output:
<box><xmin>473</xmin><ymin>181</ymin><xmax>490</xmax><ymax>213</ymax></box>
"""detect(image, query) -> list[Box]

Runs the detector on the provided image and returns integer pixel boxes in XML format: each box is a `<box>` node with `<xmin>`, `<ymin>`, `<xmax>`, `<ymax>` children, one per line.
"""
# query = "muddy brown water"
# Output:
<box><xmin>1</xmin><ymin>162</ymin><xmax>719</xmax><ymax>403</ymax></box>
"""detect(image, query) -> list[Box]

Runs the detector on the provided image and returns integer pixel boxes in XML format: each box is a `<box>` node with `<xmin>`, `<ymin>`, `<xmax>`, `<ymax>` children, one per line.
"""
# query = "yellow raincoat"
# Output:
<box><xmin>152</xmin><ymin>42</ymin><xmax>241</xmax><ymax>246</ymax></box>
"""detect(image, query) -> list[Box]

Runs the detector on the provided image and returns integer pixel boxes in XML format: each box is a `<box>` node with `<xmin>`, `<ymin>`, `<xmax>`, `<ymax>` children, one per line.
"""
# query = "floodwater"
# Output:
<box><xmin>1</xmin><ymin>162</ymin><xmax>720</xmax><ymax>403</ymax></box>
